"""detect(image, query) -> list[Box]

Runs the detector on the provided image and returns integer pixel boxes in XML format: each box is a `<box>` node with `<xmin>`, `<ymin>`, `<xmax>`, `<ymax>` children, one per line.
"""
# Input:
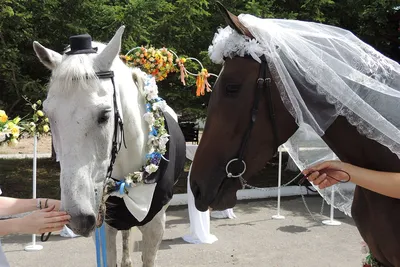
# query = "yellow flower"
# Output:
<box><xmin>0</xmin><ymin>110</ymin><xmax>8</xmax><ymax>123</ymax></box>
<box><xmin>43</xmin><ymin>124</ymin><xmax>50</xmax><ymax>133</ymax></box>
<box><xmin>45</xmin><ymin>118</ymin><xmax>49</xmax><ymax>123</ymax></box>
<box><xmin>37</xmin><ymin>110</ymin><xmax>44</xmax><ymax>117</ymax></box>
<box><xmin>10</xmin><ymin>126</ymin><xmax>19</xmax><ymax>138</ymax></box>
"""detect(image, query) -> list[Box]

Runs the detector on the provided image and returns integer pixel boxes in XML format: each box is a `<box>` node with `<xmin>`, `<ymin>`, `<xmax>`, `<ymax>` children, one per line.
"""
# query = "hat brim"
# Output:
<box><xmin>65</xmin><ymin>48</ymin><xmax>98</xmax><ymax>55</ymax></box>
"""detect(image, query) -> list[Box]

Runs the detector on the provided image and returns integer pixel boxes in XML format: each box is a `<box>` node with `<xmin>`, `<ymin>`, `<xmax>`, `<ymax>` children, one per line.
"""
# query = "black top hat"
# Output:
<box><xmin>65</xmin><ymin>33</ymin><xmax>98</xmax><ymax>55</ymax></box>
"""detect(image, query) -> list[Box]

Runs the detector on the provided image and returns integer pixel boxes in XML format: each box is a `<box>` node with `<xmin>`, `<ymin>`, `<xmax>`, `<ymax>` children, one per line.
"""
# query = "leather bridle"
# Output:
<box><xmin>95</xmin><ymin>71</ymin><xmax>126</xmax><ymax>181</ymax></box>
<box><xmin>225</xmin><ymin>56</ymin><xmax>279</xmax><ymax>182</ymax></box>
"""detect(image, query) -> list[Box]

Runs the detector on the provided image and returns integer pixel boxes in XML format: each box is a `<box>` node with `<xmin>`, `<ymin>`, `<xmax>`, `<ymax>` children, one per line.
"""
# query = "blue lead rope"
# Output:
<box><xmin>95</xmin><ymin>224</ymin><xmax>107</xmax><ymax>267</ymax></box>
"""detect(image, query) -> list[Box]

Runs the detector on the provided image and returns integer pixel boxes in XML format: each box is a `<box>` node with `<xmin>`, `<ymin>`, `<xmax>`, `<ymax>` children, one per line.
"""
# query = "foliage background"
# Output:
<box><xmin>0</xmin><ymin>0</ymin><xmax>399</xmax><ymax>120</ymax></box>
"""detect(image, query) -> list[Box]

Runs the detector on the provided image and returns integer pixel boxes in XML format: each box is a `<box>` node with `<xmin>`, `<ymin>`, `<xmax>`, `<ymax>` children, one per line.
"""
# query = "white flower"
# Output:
<box><xmin>145</xmin><ymin>164</ymin><xmax>159</xmax><ymax>174</ymax></box>
<box><xmin>152</xmin><ymin>101</ymin><xmax>167</xmax><ymax>111</ymax></box>
<box><xmin>146</xmin><ymin>90</ymin><xmax>158</xmax><ymax>101</ymax></box>
<box><xmin>132</xmin><ymin>172</ymin><xmax>143</xmax><ymax>183</ymax></box>
<box><xmin>143</xmin><ymin>112</ymin><xmax>155</xmax><ymax>126</ymax></box>
<box><xmin>144</xmin><ymin>80</ymin><xmax>158</xmax><ymax>101</ymax></box>
<box><xmin>148</xmin><ymin>134</ymin><xmax>156</xmax><ymax>145</ymax></box>
<box><xmin>125</xmin><ymin>176</ymin><xmax>133</xmax><ymax>186</ymax></box>
<box><xmin>158</xmin><ymin>133</ymin><xmax>169</xmax><ymax>151</ymax></box>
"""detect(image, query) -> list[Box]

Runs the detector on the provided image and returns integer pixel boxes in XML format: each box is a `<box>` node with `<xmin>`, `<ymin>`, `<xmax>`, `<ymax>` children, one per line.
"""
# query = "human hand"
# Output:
<box><xmin>17</xmin><ymin>205</ymin><xmax>70</xmax><ymax>234</ymax></box>
<box><xmin>302</xmin><ymin>160</ymin><xmax>351</xmax><ymax>189</ymax></box>
<box><xmin>43</xmin><ymin>199</ymin><xmax>62</xmax><ymax>211</ymax></box>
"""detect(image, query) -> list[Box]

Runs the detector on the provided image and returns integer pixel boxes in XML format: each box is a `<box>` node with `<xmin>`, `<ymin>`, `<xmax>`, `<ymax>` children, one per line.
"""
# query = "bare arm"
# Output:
<box><xmin>303</xmin><ymin>161</ymin><xmax>400</xmax><ymax>199</ymax></box>
<box><xmin>0</xmin><ymin>206</ymin><xmax>70</xmax><ymax>236</ymax></box>
<box><xmin>0</xmin><ymin>217</ymin><xmax>24</xmax><ymax>236</ymax></box>
<box><xmin>0</xmin><ymin>197</ymin><xmax>61</xmax><ymax>216</ymax></box>
<box><xmin>345</xmin><ymin>163</ymin><xmax>400</xmax><ymax>199</ymax></box>
<box><xmin>0</xmin><ymin>197</ymin><xmax>37</xmax><ymax>216</ymax></box>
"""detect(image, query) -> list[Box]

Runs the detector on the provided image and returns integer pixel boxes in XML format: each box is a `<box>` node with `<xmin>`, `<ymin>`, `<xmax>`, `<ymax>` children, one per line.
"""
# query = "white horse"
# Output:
<box><xmin>32</xmin><ymin>26</ymin><xmax>186</xmax><ymax>267</ymax></box>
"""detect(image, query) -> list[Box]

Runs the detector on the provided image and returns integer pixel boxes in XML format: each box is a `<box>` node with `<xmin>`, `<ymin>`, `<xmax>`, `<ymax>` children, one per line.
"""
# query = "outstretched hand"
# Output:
<box><xmin>18</xmin><ymin>205</ymin><xmax>70</xmax><ymax>235</ymax></box>
<box><xmin>302</xmin><ymin>160</ymin><xmax>351</xmax><ymax>189</ymax></box>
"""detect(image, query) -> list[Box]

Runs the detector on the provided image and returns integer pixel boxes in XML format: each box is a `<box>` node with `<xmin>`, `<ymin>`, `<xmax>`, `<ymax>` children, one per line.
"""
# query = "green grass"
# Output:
<box><xmin>0</xmin><ymin>158</ymin><xmax>61</xmax><ymax>199</ymax></box>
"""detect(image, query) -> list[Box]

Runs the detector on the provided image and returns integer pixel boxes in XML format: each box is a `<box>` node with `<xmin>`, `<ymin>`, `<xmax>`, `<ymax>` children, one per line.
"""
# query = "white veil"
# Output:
<box><xmin>208</xmin><ymin>14</ymin><xmax>400</xmax><ymax>216</ymax></box>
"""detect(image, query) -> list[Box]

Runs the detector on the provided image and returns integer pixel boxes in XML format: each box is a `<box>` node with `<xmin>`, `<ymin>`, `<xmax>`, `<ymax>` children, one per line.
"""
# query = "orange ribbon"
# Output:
<box><xmin>196</xmin><ymin>69</ymin><xmax>212</xmax><ymax>97</ymax></box>
<box><xmin>177</xmin><ymin>58</ymin><xmax>187</xmax><ymax>86</ymax></box>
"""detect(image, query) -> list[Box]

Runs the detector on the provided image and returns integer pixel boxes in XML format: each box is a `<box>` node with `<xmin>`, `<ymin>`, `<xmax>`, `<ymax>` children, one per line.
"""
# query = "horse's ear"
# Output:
<box><xmin>33</xmin><ymin>41</ymin><xmax>62</xmax><ymax>70</ymax></box>
<box><xmin>215</xmin><ymin>1</ymin><xmax>254</xmax><ymax>39</ymax></box>
<box><xmin>94</xmin><ymin>26</ymin><xmax>125</xmax><ymax>71</ymax></box>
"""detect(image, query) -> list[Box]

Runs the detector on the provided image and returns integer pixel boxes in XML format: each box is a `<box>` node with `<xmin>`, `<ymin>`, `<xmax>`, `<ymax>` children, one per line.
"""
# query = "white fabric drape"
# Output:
<box><xmin>182</xmin><ymin>144</ymin><xmax>218</xmax><ymax>244</ymax></box>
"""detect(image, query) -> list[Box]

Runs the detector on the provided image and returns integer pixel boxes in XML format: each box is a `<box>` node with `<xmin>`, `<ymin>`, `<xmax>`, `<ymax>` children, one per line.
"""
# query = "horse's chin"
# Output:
<box><xmin>194</xmin><ymin>177</ymin><xmax>240</xmax><ymax>212</ymax></box>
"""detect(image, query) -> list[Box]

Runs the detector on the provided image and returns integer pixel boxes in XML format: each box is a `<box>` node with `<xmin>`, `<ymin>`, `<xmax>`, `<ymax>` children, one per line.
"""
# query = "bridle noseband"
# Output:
<box><xmin>225</xmin><ymin>56</ymin><xmax>279</xmax><ymax>183</ymax></box>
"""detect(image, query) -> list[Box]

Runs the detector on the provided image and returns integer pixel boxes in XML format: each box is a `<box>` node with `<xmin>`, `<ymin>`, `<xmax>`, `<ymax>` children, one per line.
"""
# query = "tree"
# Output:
<box><xmin>0</xmin><ymin>0</ymin><xmax>399</xmax><ymax>120</ymax></box>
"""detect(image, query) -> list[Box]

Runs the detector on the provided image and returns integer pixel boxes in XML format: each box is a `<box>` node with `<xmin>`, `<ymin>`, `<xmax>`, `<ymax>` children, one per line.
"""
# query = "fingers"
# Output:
<box><xmin>43</xmin><ymin>210</ymin><xmax>69</xmax><ymax>218</ymax></box>
<box><xmin>44</xmin><ymin>214</ymin><xmax>71</xmax><ymax>224</ymax></box>
<box><xmin>302</xmin><ymin>161</ymin><xmax>332</xmax><ymax>176</ymax></box>
<box><xmin>41</xmin><ymin>204</ymin><xmax>56</xmax><ymax>212</ymax></box>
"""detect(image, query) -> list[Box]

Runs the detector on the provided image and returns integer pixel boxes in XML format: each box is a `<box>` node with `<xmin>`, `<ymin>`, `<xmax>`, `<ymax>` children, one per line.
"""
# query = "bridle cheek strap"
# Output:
<box><xmin>95</xmin><ymin>71</ymin><xmax>126</xmax><ymax>181</ymax></box>
<box><xmin>225</xmin><ymin>58</ymin><xmax>279</xmax><ymax>179</ymax></box>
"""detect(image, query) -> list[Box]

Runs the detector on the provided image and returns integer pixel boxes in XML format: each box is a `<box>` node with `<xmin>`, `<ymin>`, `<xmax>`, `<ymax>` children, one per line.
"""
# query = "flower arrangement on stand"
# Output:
<box><xmin>22</xmin><ymin>97</ymin><xmax>50</xmax><ymax>137</ymax></box>
<box><xmin>0</xmin><ymin>110</ymin><xmax>22</xmax><ymax>146</ymax></box>
<box><xmin>0</xmin><ymin>97</ymin><xmax>50</xmax><ymax>147</ymax></box>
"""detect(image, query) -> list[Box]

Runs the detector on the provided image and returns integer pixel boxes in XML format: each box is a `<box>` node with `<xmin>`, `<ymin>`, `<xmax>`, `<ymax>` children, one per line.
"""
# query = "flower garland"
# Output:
<box><xmin>121</xmin><ymin>46</ymin><xmax>178</xmax><ymax>82</ymax></box>
<box><xmin>106</xmin><ymin>74</ymin><xmax>169</xmax><ymax>195</ymax></box>
<box><xmin>121</xmin><ymin>46</ymin><xmax>215</xmax><ymax>98</ymax></box>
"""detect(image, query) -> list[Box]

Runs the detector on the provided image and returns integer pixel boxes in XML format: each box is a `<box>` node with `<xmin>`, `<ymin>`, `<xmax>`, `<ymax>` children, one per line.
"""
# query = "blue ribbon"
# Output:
<box><xmin>116</xmin><ymin>181</ymin><xmax>127</xmax><ymax>195</ymax></box>
<box><xmin>95</xmin><ymin>225</ymin><xmax>107</xmax><ymax>267</ymax></box>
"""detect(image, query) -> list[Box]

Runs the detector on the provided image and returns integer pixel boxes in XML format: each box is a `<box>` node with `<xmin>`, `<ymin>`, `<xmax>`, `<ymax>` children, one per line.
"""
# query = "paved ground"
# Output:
<box><xmin>2</xmin><ymin>197</ymin><xmax>364</xmax><ymax>267</ymax></box>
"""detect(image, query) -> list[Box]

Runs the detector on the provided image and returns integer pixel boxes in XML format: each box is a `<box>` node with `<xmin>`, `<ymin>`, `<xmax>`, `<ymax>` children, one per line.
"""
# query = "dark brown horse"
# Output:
<box><xmin>190</xmin><ymin>4</ymin><xmax>400</xmax><ymax>267</ymax></box>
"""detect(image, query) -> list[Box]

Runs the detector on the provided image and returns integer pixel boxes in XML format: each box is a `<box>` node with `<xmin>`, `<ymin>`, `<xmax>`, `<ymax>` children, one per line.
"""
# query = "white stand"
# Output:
<box><xmin>25</xmin><ymin>134</ymin><xmax>43</xmax><ymax>252</ymax></box>
<box><xmin>272</xmin><ymin>146</ymin><xmax>285</xmax><ymax>220</ymax></box>
<box><xmin>322</xmin><ymin>186</ymin><xmax>341</xmax><ymax>226</ymax></box>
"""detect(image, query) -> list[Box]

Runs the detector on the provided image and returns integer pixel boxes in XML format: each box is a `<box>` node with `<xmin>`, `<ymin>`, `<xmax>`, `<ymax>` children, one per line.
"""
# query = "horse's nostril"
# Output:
<box><xmin>77</xmin><ymin>213</ymin><xmax>96</xmax><ymax>228</ymax></box>
<box><xmin>85</xmin><ymin>214</ymin><xmax>96</xmax><ymax>227</ymax></box>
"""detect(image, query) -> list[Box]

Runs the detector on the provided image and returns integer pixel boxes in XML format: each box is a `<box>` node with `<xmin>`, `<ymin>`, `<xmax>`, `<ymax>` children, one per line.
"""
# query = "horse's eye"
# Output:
<box><xmin>226</xmin><ymin>84</ymin><xmax>241</xmax><ymax>97</ymax></box>
<box><xmin>98</xmin><ymin>110</ymin><xmax>111</xmax><ymax>124</ymax></box>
